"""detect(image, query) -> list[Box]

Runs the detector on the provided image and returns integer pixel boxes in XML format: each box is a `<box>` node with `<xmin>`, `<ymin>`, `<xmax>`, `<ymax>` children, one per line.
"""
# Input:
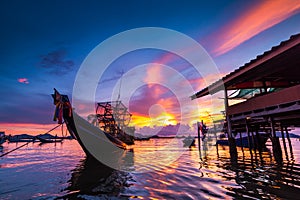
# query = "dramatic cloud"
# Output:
<box><xmin>211</xmin><ymin>0</ymin><xmax>300</xmax><ymax>56</ymax></box>
<box><xmin>125</xmin><ymin>51</ymin><xmax>224</xmax><ymax>128</ymax></box>
<box><xmin>18</xmin><ymin>78</ymin><xmax>29</xmax><ymax>84</ymax></box>
<box><xmin>38</xmin><ymin>48</ymin><xmax>75</xmax><ymax>75</ymax></box>
<box><xmin>129</xmin><ymin>84</ymin><xmax>180</xmax><ymax>127</ymax></box>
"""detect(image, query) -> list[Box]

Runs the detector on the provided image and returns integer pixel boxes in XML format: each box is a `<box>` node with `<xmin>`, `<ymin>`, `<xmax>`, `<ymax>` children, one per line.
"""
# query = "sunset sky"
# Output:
<box><xmin>1</xmin><ymin>0</ymin><xmax>300</xmax><ymax>135</ymax></box>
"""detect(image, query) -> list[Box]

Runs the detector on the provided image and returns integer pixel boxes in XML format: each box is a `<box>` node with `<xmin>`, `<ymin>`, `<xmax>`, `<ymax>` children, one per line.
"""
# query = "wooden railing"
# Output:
<box><xmin>228</xmin><ymin>84</ymin><xmax>300</xmax><ymax>116</ymax></box>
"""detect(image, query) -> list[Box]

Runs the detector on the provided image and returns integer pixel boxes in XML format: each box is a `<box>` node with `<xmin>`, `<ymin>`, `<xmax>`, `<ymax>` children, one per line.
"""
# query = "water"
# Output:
<box><xmin>1</xmin><ymin>138</ymin><xmax>300</xmax><ymax>199</ymax></box>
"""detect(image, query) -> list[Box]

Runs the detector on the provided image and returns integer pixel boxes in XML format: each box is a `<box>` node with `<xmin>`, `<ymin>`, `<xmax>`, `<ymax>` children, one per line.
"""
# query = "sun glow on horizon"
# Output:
<box><xmin>130</xmin><ymin>111</ymin><xmax>177</xmax><ymax>128</ymax></box>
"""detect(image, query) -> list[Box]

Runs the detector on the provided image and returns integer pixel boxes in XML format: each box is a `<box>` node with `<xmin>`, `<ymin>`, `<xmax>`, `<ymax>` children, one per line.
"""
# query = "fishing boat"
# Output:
<box><xmin>8</xmin><ymin>138</ymin><xmax>34</xmax><ymax>143</ymax></box>
<box><xmin>36</xmin><ymin>136</ymin><xmax>63</xmax><ymax>143</ymax></box>
<box><xmin>95</xmin><ymin>101</ymin><xmax>135</xmax><ymax>145</ymax></box>
<box><xmin>51</xmin><ymin>89</ymin><xmax>128</xmax><ymax>169</ymax></box>
<box><xmin>0</xmin><ymin>132</ymin><xmax>6</xmax><ymax>144</ymax></box>
<box><xmin>7</xmin><ymin>134</ymin><xmax>35</xmax><ymax>143</ymax></box>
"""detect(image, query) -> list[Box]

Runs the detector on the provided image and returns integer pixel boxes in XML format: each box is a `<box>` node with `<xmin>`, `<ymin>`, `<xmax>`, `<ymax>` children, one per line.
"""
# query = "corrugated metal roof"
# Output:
<box><xmin>191</xmin><ymin>33</ymin><xmax>300</xmax><ymax>100</ymax></box>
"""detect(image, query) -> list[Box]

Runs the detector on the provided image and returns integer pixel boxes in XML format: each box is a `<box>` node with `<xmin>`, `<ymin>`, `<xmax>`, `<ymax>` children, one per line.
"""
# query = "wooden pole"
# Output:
<box><xmin>246</xmin><ymin>119</ymin><xmax>252</xmax><ymax>150</ymax></box>
<box><xmin>239</xmin><ymin>131</ymin><xmax>244</xmax><ymax>150</ymax></box>
<box><xmin>197</xmin><ymin>121</ymin><xmax>202</xmax><ymax>160</ymax></box>
<box><xmin>201</xmin><ymin>120</ymin><xmax>208</xmax><ymax>157</ymax></box>
<box><xmin>285</xmin><ymin>126</ymin><xmax>294</xmax><ymax>160</ymax></box>
<box><xmin>224</xmin><ymin>88</ymin><xmax>237</xmax><ymax>163</ymax></box>
<box><xmin>255</xmin><ymin>128</ymin><xmax>263</xmax><ymax>163</ymax></box>
<box><xmin>280</xmin><ymin>125</ymin><xmax>289</xmax><ymax>160</ymax></box>
<box><xmin>224</xmin><ymin>89</ymin><xmax>233</xmax><ymax>138</ymax></box>
<box><xmin>269</xmin><ymin>117</ymin><xmax>283</xmax><ymax>164</ymax></box>
<box><xmin>251</xmin><ymin>130</ymin><xmax>257</xmax><ymax>151</ymax></box>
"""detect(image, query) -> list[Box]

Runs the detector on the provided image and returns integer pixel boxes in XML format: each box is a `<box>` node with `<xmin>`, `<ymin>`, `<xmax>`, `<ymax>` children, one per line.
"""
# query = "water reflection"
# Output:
<box><xmin>212</xmin><ymin>145</ymin><xmax>300</xmax><ymax>199</ymax></box>
<box><xmin>64</xmin><ymin>152</ymin><xmax>134</xmax><ymax>199</ymax></box>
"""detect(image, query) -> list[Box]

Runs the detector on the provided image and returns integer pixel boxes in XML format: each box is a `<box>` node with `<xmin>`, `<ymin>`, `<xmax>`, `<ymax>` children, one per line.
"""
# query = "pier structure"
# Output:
<box><xmin>191</xmin><ymin>33</ymin><xmax>300</xmax><ymax>163</ymax></box>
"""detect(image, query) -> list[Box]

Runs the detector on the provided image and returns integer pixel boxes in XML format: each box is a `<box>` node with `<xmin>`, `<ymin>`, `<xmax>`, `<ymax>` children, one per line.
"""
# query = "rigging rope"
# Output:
<box><xmin>0</xmin><ymin>142</ymin><xmax>30</xmax><ymax>157</ymax></box>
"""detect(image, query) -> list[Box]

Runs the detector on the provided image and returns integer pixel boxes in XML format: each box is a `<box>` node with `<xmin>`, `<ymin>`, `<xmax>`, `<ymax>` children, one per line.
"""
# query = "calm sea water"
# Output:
<box><xmin>1</xmin><ymin>137</ymin><xmax>300</xmax><ymax>199</ymax></box>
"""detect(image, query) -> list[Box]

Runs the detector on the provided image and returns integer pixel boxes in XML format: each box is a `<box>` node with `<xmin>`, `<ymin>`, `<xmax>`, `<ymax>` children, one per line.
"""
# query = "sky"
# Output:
<box><xmin>1</xmin><ymin>0</ymin><xmax>300</xmax><ymax>135</ymax></box>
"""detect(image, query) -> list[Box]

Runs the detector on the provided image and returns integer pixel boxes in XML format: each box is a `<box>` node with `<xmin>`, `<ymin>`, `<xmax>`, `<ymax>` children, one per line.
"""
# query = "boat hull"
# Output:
<box><xmin>36</xmin><ymin>136</ymin><xmax>63</xmax><ymax>143</ymax></box>
<box><xmin>62</xmin><ymin>106</ymin><xmax>129</xmax><ymax>170</ymax></box>
<box><xmin>0</xmin><ymin>138</ymin><xmax>5</xmax><ymax>145</ymax></box>
<box><xmin>8</xmin><ymin>138</ymin><xmax>34</xmax><ymax>143</ymax></box>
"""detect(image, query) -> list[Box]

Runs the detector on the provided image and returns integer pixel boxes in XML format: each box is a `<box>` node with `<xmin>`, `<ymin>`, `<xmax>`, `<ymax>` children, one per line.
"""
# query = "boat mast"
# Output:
<box><xmin>117</xmin><ymin>70</ymin><xmax>124</xmax><ymax>102</ymax></box>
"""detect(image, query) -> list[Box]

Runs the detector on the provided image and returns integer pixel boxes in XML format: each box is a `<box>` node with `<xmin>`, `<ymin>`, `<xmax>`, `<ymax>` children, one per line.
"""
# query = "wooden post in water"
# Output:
<box><xmin>239</xmin><ymin>131</ymin><xmax>245</xmax><ymax>160</ymax></box>
<box><xmin>280</xmin><ymin>125</ymin><xmax>289</xmax><ymax>160</ymax></box>
<box><xmin>239</xmin><ymin>131</ymin><xmax>244</xmax><ymax>151</ymax></box>
<box><xmin>251</xmin><ymin>130</ymin><xmax>257</xmax><ymax>151</ymax></box>
<box><xmin>202</xmin><ymin>120</ymin><xmax>208</xmax><ymax>158</ymax></box>
<box><xmin>224</xmin><ymin>88</ymin><xmax>237</xmax><ymax>163</ymax></box>
<box><xmin>285</xmin><ymin>126</ymin><xmax>294</xmax><ymax>160</ymax></box>
<box><xmin>269</xmin><ymin>117</ymin><xmax>283</xmax><ymax>164</ymax></box>
<box><xmin>246</xmin><ymin>118</ymin><xmax>254</xmax><ymax>165</ymax></box>
<box><xmin>246</xmin><ymin>119</ymin><xmax>252</xmax><ymax>150</ymax></box>
<box><xmin>255</xmin><ymin>127</ymin><xmax>263</xmax><ymax>163</ymax></box>
<box><xmin>197</xmin><ymin>121</ymin><xmax>202</xmax><ymax>160</ymax></box>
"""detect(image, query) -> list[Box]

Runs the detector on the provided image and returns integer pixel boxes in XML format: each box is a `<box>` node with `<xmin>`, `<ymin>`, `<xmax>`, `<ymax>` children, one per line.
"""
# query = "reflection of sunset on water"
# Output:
<box><xmin>1</xmin><ymin>137</ymin><xmax>300</xmax><ymax>198</ymax></box>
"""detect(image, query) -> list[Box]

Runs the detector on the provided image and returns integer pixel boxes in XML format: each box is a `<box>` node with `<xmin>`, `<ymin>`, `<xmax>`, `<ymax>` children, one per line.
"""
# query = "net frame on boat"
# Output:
<box><xmin>95</xmin><ymin>101</ymin><xmax>133</xmax><ymax>137</ymax></box>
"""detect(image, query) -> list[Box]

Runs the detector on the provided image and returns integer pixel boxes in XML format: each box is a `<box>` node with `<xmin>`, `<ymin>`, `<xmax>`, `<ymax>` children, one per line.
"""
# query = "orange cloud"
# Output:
<box><xmin>213</xmin><ymin>0</ymin><xmax>300</xmax><ymax>56</ymax></box>
<box><xmin>18</xmin><ymin>78</ymin><xmax>29</xmax><ymax>84</ymax></box>
<box><xmin>131</xmin><ymin>111</ymin><xmax>177</xmax><ymax>128</ymax></box>
<box><xmin>130</xmin><ymin>114</ymin><xmax>151</xmax><ymax>127</ymax></box>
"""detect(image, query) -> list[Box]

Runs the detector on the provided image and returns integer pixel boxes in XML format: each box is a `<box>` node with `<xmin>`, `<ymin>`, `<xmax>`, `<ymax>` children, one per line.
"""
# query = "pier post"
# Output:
<box><xmin>280</xmin><ymin>125</ymin><xmax>289</xmax><ymax>160</ymax></box>
<box><xmin>285</xmin><ymin>126</ymin><xmax>294</xmax><ymax>160</ymax></box>
<box><xmin>197</xmin><ymin>121</ymin><xmax>202</xmax><ymax>160</ymax></box>
<box><xmin>239</xmin><ymin>131</ymin><xmax>244</xmax><ymax>151</ymax></box>
<box><xmin>240</xmin><ymin>131</ymin><xmax>245</xmax><ymax>160</ymax></box>
<box><xmin>251</xmin><ymin>130</ymin><xmax>257</xmax><ymax>151</ymax></box>
<box><xmin>224</xmin><ymin>88</ymin><xmax>237</xmax><ymax>163</ymax></box>
<box><xmin>255</xmin><ymin>128</ymin><xmax>261</xmax><ymax>151</ymax></box>
<box><xmin>269</xmin><ymin>117</ymin><xmax>283</xmax><ymax>164</ymax></box>
<box><xmin>246</xmin><ymin>119</ymin><xmax>252</xmax><ymax>150</ymax></box>
<box><xmin>255</xmin><ymin>127</ymin><xmax>263</xmax><ymax>163</ymax></box>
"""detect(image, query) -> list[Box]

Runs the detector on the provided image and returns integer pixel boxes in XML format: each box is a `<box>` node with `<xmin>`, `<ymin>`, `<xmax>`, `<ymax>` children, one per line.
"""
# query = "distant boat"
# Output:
<box><xmin>7</xmin><ymin>136</ymin><xmax>35</xmax><ymax>143</ymax></box>
<box><xmin>0</xmin><ymin>132</ymin><xmax>6</xmax><ymax>144</ymax></box>
<box><xmin>216</xmin><ymin>133</ymin><xmax>269</xmax><ymax>148</ymax></box>
<box><xmin>183</xmin><ymin>136</ymin><xmax>195</xmax><ymax>147</ymax></box>
<box><xmin>36</xmin><ymin>136</ymin><xmax>63</xmax><ymax>143</ymax></box>
<box><xmin>51</xmin><ymin>89</ymin><xmax>127</xmax><ymax>169</ymax></box>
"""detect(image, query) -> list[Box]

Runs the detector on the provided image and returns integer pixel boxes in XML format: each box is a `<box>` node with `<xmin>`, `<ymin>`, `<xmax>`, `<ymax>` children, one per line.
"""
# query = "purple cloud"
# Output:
<box><xmin>38</xmin><ymin>48</ymin><xmax>74</xmax><ymax>75</ymax></box>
